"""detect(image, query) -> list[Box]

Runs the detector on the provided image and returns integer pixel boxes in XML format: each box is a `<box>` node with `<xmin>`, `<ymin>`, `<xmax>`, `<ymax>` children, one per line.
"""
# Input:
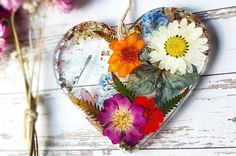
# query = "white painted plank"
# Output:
<box><xmin>1</xmin><ymin>148</ymin><xmax>236</xmax><ymax>156</ymax></box>
<box><xmin>0</xmin><ymin>73</ymin><xmax>235</xmax><ymax>150</ymax></box>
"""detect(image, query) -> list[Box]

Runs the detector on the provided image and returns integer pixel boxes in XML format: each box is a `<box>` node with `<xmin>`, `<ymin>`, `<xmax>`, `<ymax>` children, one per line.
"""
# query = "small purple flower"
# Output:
<box><xmin>99</xmin><ymin>94</ymin><xmax>147</xmax><ymax>146</ymax></box>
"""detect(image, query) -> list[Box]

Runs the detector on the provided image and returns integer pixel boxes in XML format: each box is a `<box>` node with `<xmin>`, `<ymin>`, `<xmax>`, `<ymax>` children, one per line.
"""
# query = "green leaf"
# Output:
<box><xmin>139</xmin><ymin>49</ymin><xmax>151</xmax><ymax>62</ymax></box>
<box><xmin>127</xmin><ymin>64</ymin><xmax>161</xmax><ymax>96</ymax></box>
<box><xmin>160</xmin><ymin>89</ymin><xmax>189</xmax><ymax>115</ymax></box>
<box><xmin>156</xmin><ymin>66</ymin><xmax>198</xmax><ymax>106</ymax></box>
<box><xmin>112</xmin><ymin>73</ymin><xmax>135</xmax><ymax>101</ymax></box>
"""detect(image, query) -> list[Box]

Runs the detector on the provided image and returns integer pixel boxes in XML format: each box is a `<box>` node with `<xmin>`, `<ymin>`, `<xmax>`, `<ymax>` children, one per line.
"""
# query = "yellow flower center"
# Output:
<box><xmin>112</xmin><ymin>110</ymin><xmax>132</xmax><ymax>131</ymax></box>
<box><xmin>165</xmin><ymin>36</ymin><xmax>189</xmax><ymax>57</ymax></box>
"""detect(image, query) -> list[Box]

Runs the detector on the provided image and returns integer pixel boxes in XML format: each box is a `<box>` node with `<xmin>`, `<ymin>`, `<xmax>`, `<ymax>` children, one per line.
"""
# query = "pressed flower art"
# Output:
<box><xmin>54</xmin><ymin>7</ymin><xmax>210</xmax><ymax>151</ymax></box>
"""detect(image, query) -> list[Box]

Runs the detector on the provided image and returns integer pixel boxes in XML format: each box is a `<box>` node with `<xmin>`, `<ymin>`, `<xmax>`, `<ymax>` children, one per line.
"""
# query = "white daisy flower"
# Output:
<box><xmin>148</xmin><ymin>18</ymin><xmax>209</xmax><ymax>74</ymax></box>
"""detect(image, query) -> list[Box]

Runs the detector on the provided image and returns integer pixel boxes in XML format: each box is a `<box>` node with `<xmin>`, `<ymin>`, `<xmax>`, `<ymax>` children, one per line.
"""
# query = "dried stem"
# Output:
<box><xmin>10</xmin><ymin>11</ymin><xmax>38</xmax><ymax>156</ymax></box>
<box><xmin>11</xmin><ymin>12</ymin><xmax>30</xmax><ymax>102</ymax></box>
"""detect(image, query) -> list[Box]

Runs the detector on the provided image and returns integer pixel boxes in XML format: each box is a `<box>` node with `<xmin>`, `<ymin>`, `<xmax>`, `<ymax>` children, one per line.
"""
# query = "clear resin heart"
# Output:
<box><xmin>54</xmin><ymin>7</ymin><xmax>210</xmax><ymax>151</ymax></box>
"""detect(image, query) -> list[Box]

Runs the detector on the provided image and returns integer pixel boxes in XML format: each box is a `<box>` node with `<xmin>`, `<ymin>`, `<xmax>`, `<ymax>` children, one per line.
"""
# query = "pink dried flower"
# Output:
<box><xmin>0</xmin><ymin>0</ymin><xmax>25</xmax><ymax>11</ymax></box>
<box><xmin>80</xmin><ymin>88</ymin><xmax>95</xmax><ymax>105</ymax></box>
<box><xmin>52</xmin><ymin>0</ymin><xmax>74</xmax><ymax>13</ymax></box>
<box><xmin>0</xmin><ymin>23</ymin><xmax>7</xmax><ymax>53</ymax></box>
<box><xmin>0</xmin><ymin>6</ymin><xmax>11</xmax><ymax>18</ymax></box>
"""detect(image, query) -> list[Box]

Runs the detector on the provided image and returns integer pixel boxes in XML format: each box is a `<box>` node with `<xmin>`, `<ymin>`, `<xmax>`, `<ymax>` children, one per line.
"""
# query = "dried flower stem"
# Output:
<box><xmin>10</xmin><ymin>12</ymin><xmax>38</xmax><ymax>156</ymax></box>
<box><xmin>28</xmin><ymin>16</ymin><xmax>35</xmax><ymax>95</ymax></box>
<box><xmin>11</xmin><ymin>12</ymin><xmax>29</xmax><ymax>99</ymax></box>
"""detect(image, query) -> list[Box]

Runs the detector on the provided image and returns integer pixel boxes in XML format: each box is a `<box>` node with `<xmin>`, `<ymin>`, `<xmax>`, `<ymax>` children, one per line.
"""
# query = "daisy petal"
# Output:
<box><xmin>180</xmin><ymin>18</ymin><xmax>188</xmax><ymax>28</ymax></box>
<box><xmin>190</xmin><ymin>37</ymin><xmax>208</xmax><ymax>47</ymax></box>
<box><xmin>149</xmin><ymin>50</ymin><xmax>166</xmax><ymax>63</ymax></box>
<box><xmin>168</xmin><ymin>20</ymin><xmax>179</xmax><ymax>36</ymax></box>
<box><xmin>188</xmin><ymin>27</ymin><xmax>203</xmax><ymax>42</ymax></box>
<box><xmin>177</xmin><ymin>58</ymin><xmax>187</xmax><ymax>74</ymax></box>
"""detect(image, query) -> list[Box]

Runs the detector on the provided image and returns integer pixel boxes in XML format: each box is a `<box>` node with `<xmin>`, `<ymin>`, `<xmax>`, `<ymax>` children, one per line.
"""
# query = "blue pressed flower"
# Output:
<box><xmin>140</xmin><ymin>10</ymin><xmax>168</xmax><ymax>37</ymax></box>
<box><xmin>98</xmin><ymin>73</ymin><xmax>113</xmax><ymax>91</ymax></box>
<box><xmin>96</xmin><ymin>90</ymin><xmax>116</xmax><ymax>108</ymax></box>
<box><xmin>97</xmin><ymin>73</ymin><xmax>116</xmax><ymax>108</ymax></box>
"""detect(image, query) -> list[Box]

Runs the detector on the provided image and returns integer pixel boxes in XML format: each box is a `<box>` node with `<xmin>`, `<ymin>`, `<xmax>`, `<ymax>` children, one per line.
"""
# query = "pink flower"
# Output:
<box><xmin>52</xmin><ymin>0</ymin><xmax>74</xmax><ymax>13</ymax></box>
<box><xmin>99</xmin><ymin>94</ymin><xmax>147</xmax><ymax>146</ymax></box>
<box><xmin>80</xmin><ymin>88</ymin><xmax>96</xmax><ymax>105</ymax></box>
<box><xmin>0</xmin><ymin>0</ymin><xmax>25</xmax><ymax>11</ymax></box>
<box><xmin>0</xmin><ymin>23</ymin><xmax>7</xmax><ymax>53</ymax></box>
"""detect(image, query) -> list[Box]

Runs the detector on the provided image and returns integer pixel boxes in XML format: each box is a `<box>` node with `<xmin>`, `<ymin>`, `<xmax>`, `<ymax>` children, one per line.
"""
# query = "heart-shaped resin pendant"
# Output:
<box><xmin>54</xmin><ymin>7</ymin><xmax>210</xmax><ymax>151</ymax></box>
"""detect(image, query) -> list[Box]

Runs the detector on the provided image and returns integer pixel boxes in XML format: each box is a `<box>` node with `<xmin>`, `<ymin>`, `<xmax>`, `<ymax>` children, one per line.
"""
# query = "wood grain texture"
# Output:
<box><xmin>1</xmin><ymin>148</ymin><xmax>236</xmax><ymax>156</ymax></box>
<box><xmin>1</xmin><ymin>0</ymin><xmax>236</xmax><ymax>155</ymax></box>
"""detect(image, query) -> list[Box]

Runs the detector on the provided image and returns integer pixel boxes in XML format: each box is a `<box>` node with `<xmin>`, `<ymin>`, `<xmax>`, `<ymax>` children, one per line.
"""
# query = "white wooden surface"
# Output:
<box><xmin>1</xmin><ymin>0</ymin><xmax>236</xmax><ymax>155</ymax></box>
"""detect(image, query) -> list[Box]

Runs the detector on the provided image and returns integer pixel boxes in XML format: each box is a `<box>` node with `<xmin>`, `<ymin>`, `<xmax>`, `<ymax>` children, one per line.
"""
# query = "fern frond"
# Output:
<box><xmin>112</xmin><ymin>73</ymin><xmax>135</xmax><ymax>101</ymax></box>
<box><xmin>69</xmin><ymin>95</ymin><xmax>102</xmax><ymax>130</ymax></box>
<box><xmin>160</xmin><ymin>89</ymin><xmax>189</xmax><ymax>115</ymax></box>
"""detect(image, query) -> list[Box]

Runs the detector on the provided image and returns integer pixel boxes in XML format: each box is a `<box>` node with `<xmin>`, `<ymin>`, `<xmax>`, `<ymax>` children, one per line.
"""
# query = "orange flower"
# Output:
<box><xmin>108</xmin><ymin>33</ymin><xmax>144</xmax><ymax>78</ymax></box>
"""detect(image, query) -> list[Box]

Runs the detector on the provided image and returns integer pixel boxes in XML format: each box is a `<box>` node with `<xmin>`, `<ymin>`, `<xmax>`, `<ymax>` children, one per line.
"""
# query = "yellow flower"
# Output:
<box><xmin>108</xmin><ymin>33</ymin><xmax>144</xmax><ymax>78</ymax></box>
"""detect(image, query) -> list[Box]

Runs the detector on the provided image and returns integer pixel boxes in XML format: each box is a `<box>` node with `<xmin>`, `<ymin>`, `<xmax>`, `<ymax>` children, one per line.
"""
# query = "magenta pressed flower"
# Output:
<box><xmin>0</xmin><ymin>23</ymin><xmax>7</xmax><ymax>53</ymax></box>
<box><xmin>99</xmin><ymin>94</ymin><xmax>147</xmax><ymax>146</ymax></box>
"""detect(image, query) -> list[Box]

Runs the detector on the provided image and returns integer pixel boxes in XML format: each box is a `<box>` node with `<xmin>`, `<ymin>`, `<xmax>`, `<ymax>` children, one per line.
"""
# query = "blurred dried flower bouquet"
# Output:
<box><xmin>0</xmin><ymin>0</ymin><xmax>74</xmax><ymax>155</ymax></box>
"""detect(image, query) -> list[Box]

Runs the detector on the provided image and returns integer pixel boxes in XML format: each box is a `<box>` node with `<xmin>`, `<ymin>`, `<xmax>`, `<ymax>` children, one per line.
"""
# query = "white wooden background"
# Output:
<box><xmin>1</xmin><ymin>0</ymin><xmax>236</xmax><ymax>155</ymax></box>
